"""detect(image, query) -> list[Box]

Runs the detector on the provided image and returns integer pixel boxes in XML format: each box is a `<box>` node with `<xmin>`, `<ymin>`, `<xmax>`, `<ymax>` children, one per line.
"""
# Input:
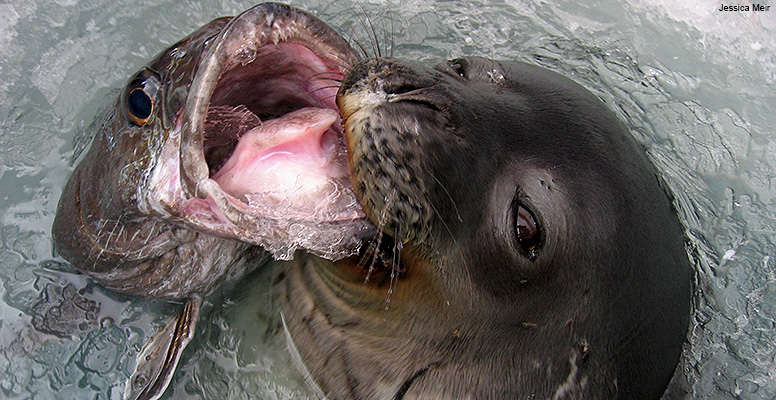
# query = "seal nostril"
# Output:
<box><xmin>385</xmin><ymin>83</ymin><xmax>421</xmax><ymax>95</ymax></box>
<box><xmin>403</xmin><ymin>99</ymin><xmax>443</xmax><ymax>112</ymax></box>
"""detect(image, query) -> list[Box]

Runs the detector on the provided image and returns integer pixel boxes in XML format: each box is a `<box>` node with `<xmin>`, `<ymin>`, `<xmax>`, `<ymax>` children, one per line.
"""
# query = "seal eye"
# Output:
<box><xmin>123</xmin><ymin>69</ymin><xmax>160</xmax><ymax>127</ymax></box>
<box><xmin>515</xmin><ymin>204</ymin><xmax>541</xmax><ymax>257</ymax></box>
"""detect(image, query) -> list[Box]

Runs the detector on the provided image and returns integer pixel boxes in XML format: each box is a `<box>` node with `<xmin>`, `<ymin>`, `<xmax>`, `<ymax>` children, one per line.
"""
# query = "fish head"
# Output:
<box><xmin>53</xmin><ymin>3</ymin><xmax>373</xmax><ymax>298</ymax></box>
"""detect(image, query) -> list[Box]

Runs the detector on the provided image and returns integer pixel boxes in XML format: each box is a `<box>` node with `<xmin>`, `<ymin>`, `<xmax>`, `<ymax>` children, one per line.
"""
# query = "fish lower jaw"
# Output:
<box><xmin>141</xmin><ymin>128</ymin><xmax>369</xmax><ymax>261</ymax></box>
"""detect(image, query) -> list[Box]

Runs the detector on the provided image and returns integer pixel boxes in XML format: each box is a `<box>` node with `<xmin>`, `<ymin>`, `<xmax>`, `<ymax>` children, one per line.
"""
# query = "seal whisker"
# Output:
<box><xmin>309</xmin><ymin>81</ymin><xmax>343</xmax><ymax>90</ymax></box>
<box><xmin>377</xmin><ymin>4</ymin><xmax>399</xmax><ymax>59</ymax></box>
<box><xmin>130</xmin><ymin>221</ymin><xmax>143</xmax><ymax>242</ymax></box>
<box><xmin>427</xmin><ymin>172</ymin><xmax>463</xmax><ymax>223</ymax></box>
<box><xmin>117</xmin><ymin>224</ymin><xmax>126</xmax><ymax>246</ymax></box>
<box><xmin>382</xmin><ymin>238</ymin><xmax>403</xmax><ymax>319</ymax></box>
<box><xmin>342</xmin><ymin>18</ymin><xmax>373</xmax><ymax>59</ymax></box>
<box><xmin>313</xmin><ymin>93</ymin><xmax>343</xmax><ymax>106</ymax></box>
<box><xmin>322</xmin><ymin>51</ymin><xmax>357</xmax><ymax>72</ymax></box>
<box><xmin>388</xmin><ymin>6</ymin><xmax>396</xmax><ymax>58</ymax></box>
<box><xmin>105</xmin><ymin>220</ymin><xmax>119</xmax><ymax>251</ymax></box>
<box><xmin>377</xmin><ymin>3</ymin><xmax>395</xmax><ymax>59</ymax></box>
<box><xmin>93</xmin><ymin>218</ymin><xmax>105</xmax><ymax>239</ymax></box>
<box><xmin>309</xmin><ymin>85</ymin><xmax>343</xmax><ymax>97</ymax></box>
<box><xmin>144</xmin><ymin>219</ymin><xmax>157</xmax><ymax>244</ymax></box>
<box><xmin>309</xmin><ymin>69</ymin><xmax>346</xmax><ymax>78</ymax></box>
<box><xmin>358</xmin><ymin>227</ymin><xmax>384</xmax><ymax>283</ymax></box>
<box><xmin>356</xmin><ymin>2</ymin><xmax>382</xmax><ymax>58</ymax></box>
<box><xmin>280</xmin><ymin>312</ymin><xmax>328</xmax><ymax>399</ymax></box>
<box><xmin>422</xmin><ymin>170</ymin><xmax>476</xmax><ymax>300</ymax></box>
<box><xmin>358</xmin><ymin>189</ymin><xmax>397</xmax><ymax>283</ymax></box>
<box><xmin>423</xmin><ymin>192</ymin><xmax>476</xmax><ymax>302</ymax></box>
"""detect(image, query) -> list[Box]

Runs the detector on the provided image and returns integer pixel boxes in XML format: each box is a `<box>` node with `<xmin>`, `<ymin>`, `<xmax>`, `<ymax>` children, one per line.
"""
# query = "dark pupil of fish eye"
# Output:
<box><xmin>516</xmin><ymin>206</ymin><xmax>539</xmax><ymax>251</ymax></box>
<box><xmin>128</xmin><ymin>88</ymin><xmax>153</xmax><ymax>120</ymax></box>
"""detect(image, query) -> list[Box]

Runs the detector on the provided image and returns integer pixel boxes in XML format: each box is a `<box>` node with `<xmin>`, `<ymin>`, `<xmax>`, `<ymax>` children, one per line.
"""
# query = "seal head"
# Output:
<box><xmin>281</xmin><ymin>57</ymin><xmax>691</xmax><ymax>399</ymax></box>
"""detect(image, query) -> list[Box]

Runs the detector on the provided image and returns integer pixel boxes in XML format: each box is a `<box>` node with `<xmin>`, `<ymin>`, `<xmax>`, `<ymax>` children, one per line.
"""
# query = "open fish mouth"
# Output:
<box><xmin>143</xmin><ymin>3</ymin><xmax>372</xmax><ymax>260</ymax></box>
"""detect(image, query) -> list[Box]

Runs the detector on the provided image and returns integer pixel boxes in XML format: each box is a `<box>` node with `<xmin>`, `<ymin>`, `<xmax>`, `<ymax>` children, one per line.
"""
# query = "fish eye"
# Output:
<box><xmin>514</xmin><ymin>202</ymin><xmax>541</xmax><ymax>258</ymax></box>
<box><xmin>128</xmin><ymin>88</ymin><xmax>153</xmax><ymax>122</ymax></box>
<box><xmin>123</xmin><ymin>69</ymin><xmax>160</xmax><ymax>127</ymax></box>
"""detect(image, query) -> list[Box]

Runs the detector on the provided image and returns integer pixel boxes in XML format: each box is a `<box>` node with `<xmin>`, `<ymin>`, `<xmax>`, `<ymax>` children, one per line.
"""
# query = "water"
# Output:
<box><xmin>0</xmin><ymin>0</ymin><xmax>774</xmax><ymax>399</ymax></box>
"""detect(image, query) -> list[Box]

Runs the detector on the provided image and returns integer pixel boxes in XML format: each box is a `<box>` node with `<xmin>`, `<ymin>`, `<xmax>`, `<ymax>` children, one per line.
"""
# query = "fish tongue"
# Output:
<box><xmin>212</xmin><ymin>106</ymin><xmax>341</xmax><ymax>202</ymax></box>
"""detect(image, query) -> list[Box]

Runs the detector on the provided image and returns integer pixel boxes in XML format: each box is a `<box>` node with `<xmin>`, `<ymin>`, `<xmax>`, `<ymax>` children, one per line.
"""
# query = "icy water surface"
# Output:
<box><xmin>1</xmin><ymin>0</ymin><xmax>775</xmax><ymax>399</ymax></box>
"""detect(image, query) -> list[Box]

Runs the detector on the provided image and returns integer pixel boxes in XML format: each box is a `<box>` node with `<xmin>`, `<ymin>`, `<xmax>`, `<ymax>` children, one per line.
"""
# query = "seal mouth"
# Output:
<box><xmin>148</xmin><ymin>3</ymin><xmax>372</xmax><ymax>259</ymax></box>
<box><xmin>336</xmin><ymin>58</ymin><xmax>438</xmax><ymax>245</ymax></box>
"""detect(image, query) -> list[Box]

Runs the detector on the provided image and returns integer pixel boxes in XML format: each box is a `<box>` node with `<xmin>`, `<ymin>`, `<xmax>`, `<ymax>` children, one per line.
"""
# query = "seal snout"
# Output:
<box><xmin>336</xmin><ymin>58</ymin><xmax>448</xmax><ymax>245</ymax></box>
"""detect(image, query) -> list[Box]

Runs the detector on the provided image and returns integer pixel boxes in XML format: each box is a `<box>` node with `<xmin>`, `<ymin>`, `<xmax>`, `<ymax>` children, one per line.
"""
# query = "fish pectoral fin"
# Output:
<box><xmin>124</xmin><ymin>296</ymin><xmax>203</xmax><ymax>400</ymax></box>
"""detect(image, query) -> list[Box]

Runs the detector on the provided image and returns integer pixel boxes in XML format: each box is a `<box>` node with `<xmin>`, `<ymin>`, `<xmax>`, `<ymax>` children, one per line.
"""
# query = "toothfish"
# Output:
<box><xmin>52</xmin><ymin>3</ymin><xmax>369</xmax><ymax>399</ymax></box>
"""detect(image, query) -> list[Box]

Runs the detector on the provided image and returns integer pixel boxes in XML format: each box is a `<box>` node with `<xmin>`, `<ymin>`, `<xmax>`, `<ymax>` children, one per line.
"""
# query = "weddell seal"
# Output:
<box><xmin>279</xmin><ymin>57</ymin><xmax>692</xmax><ymax>399</ymax></box>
